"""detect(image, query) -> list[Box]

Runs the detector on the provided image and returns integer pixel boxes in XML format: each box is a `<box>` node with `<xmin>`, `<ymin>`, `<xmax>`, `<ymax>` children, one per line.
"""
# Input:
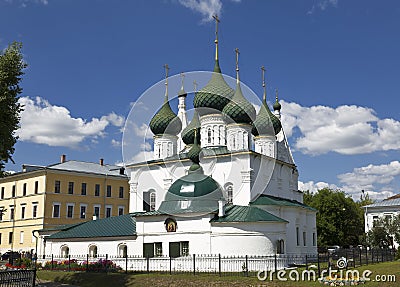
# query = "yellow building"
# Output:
<box><xmin>0</xmin><ymin>155</ymin><xmax>129</xmax><ymax>255</ymax></box>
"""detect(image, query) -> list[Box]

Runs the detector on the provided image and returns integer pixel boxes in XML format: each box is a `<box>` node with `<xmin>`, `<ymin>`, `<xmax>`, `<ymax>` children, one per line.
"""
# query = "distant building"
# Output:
<box><xmin>0</xmin><ymin>155</ymin><xmax>129</xmax><ymax>255</ymax></box>
<box><xmin>364</xmin><ymin>194</ymin><xmax>400</xmax><ymax>248</ymax></box>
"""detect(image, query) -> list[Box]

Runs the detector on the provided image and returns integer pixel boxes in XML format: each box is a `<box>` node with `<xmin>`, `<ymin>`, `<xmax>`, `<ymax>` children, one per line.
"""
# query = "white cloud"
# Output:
<box><xmin>178</xmin><ymin>0</ymin><xmax>222</xmax><ymax>22</ymax></box>
<box><xmin>308</xmin><ymin>0</ymin><xmax>338</xmax><ymax>15</ymax></box>
<box><xmin>111</xmin><ymin>139</ymin><xmax>121</xmax><ymax>148</ymax></box>
<box><xmin>131</xmin><ymin>122</ymin><xmax>153</xmax><ymax>139</ymax></box>
<box><xmin>102</xmin><ymin>112</ymin><xmax>125</xmax><ymax>127</ymax></box>
<box><xmin>3</xmin><ymin>0</ymin><xmax>49</xmax><ymax>7</ymax></box>
<box><xmin>298</xmin><ymin>180</ymin><xmax>339</xmax><ymax>194</ymax></box>
<box><xmin>281</xmin><ymin>101</ymin><xmax>400</xmax><ymax>155</ymax></box>
<box><xmin>17</xmin><ymin>96</ymin><xmax>124</xmax><ymax>148</ymax></box>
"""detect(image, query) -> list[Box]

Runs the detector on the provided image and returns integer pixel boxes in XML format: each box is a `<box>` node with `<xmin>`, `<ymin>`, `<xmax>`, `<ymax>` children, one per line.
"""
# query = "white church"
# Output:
<box><xmin>40</xmin><ymin>21</ymin><xmax>317</xmax><ymax>259</ymax></box>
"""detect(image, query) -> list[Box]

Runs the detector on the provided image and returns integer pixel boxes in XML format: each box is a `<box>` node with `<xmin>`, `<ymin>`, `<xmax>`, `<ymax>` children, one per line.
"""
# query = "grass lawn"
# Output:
<box><xmin>36</xmin><ymin>260</ymin><xmax>400</xmax><ymax>287</ymax></box>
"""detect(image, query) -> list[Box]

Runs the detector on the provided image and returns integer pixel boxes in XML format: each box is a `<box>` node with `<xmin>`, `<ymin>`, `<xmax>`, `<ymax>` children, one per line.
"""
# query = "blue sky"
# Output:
<box><xmin>1</xmin><ymin>0</ymin><xmax>400</xmax><ymax>200</ymax></box>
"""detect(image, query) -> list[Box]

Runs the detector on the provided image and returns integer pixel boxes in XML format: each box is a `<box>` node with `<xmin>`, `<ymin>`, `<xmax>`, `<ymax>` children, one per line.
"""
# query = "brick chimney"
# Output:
<box><xmin>61</xmin><ymin>154</ymin><xmax>66</xmax><ymax>163</ymax></box>
<box><xmin>99</xmin><ymin>158</ymin><xmax>104</xmax><ymax>166</ymax></box>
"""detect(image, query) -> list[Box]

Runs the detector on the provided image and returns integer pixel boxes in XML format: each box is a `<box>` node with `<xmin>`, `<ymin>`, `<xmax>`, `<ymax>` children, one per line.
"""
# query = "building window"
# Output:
<box><xmin>0</xmin><ymin>208</ymin><xmax>3</xmax><ymax>221</ymax></box>
<box><xmin>53</xmin><ymin>203</ymin><xmax>60</xmax><ymax>218</ymax></box>
<box><xmin>32</xmin><ymin>205</ymin><xmax>38</xmax><ymax>218</ymax></box>
<box><xmin>21</xmin><ymin>206</ymin><xmax>25</xmax><ymax>219</ymax></box>
<box><xmin>150</xmin><ymin>192</ymin><xmax>156</xmax><ymax>211</ymax></box>
<box><xmin>68</xmin><ymin>182</ymin><xmax>74</xmax><ymax>194</ymax></box>
<box><xmin>89</xmin><ymin>245</ymin><xmax>98</xmax><ymax>258</ymax></box>
<box><xmin>1</xmin><ymin>187</ymin><xmax>4</xmax><ymax>199</ymax></box>
<box><xmin>23</xmin><ymin>183</ymin><xmax>27</xmax><ymax>196</ymax></box>
<box><xmin>225</xmin><ymin>183</ymin><xmax>233</xmax><ymax>204</ymax></box>
<box><xmin>9</xmin><ymin>232</ymin><xmax>13</xmax><ymax>244</ymax></box>
<box><xmin>61</xmin><ymin>245</ymin><xmax>69</xmax><ymax>258</ymax></box>
<box><xmin>106</xmin><ymin>185</ymin><xmax>112</xmax><ymax>197</ymax></box>
<box><xmin>94</xmin><ymin>205</ymin><xmax>100</xmax><ymax>218</ymax></box>
<box><xmin>312</xmin><ymin>232</ymin><xmax>316</xmax><ymax>246</ymax></box>
<box><xmin>118</xmin><ymin>206</ymin><xmax>124</xmax><ymax>216</ymax></box>
<box><xmin>296</xmin><ymin>227</ymin><xmax>300</xmax><ymax>246</ymax></box>
<box><xmin>12</xmin><ymin>185</ymin><xmax>16</xmax><ymax>197</ymax></box>
<box><xmin>207</xmin><ymin>128</ymin><xmax>212</xmax><ymax>143</ymax></box>
<box><xmin>67</xmin><ymin>204</ymin><xmax>74</xmax><ymax>218</ymax></box>
<box><xmin>34</xmin><ymin>181</ymin><xmax>39</xmax><ymax>194</ymax></box>
<box><xmin>20</xmin><ymin>231</ymin><xmax>24</xmax><ymax>244</ymax></box>
<box><xmin>95</xmin><ymin>184</ymin><xmax>100</xmax><ymax>196</ymax></box>
<box><xmin>81</xmin><ymin>183</ymin><xmax>87</xmax><ymax>195</ymax></box>
<box><xmin>303</xmin><ymin>231</ymin><xmax>307</xmax><ymax>246</ymax></box>
<box><xmin>181</xmin><ymin>241</ymin><xmax>189</xmax><ymax>256</ymax></box>
<box><xmin>118</xmin><ymin>244</ymin><xmax>127</xmax><ymax>258</ymax></box>
<box><xmin>0</xmin><ymin>233</ymin><xmax>2</xmax><ymax>244</ymax></box>
<box><xmin>10</xmin><ymin>207</ymin><xmax>15</xmax><ymax>220</ymax></box>
<box><xmin>80</xmin><ymin>205</ymin><xmax>87</xmax><ymax>219</ymax></box>
<box><xmin>155</xmin><ymin>242</ymin><xmax>163</xmax><ymax>257</ymax></box>
<box><xmin>119</xmin><ymin>186</ymin><xmax>124</xmax><ymax>198</ymax></box>
<box><xmin>55</xmin><ymin>180</ymin><xmax>61</xmax><ymax>193</ymax></box>
<box><xmin>277</xmin><ymin>239</ymin><xmax>285</xmax><ymax>254</ymax></box>
<box><xmin>106</xmin><ymin>206</ymin><xmax>112</xmax><ymax>218</ymax></box>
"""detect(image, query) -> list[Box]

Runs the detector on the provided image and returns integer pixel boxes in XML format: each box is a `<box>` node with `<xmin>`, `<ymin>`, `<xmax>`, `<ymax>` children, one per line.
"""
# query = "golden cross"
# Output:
<box><xmin>213</xmin><ymin>14</ymin><xmax>220</xmax><ymax>37</ymax></box>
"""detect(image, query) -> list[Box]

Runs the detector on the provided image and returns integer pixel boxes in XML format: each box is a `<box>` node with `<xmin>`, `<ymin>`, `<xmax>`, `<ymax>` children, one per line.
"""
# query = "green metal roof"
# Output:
<box><xmin>46</xmin><ymin>214</ymin><xmax>137</xmax><ymax>239</ymax></box>
<box><xmin>252</xmin><ymin>98</ymin><xmax>282</xmax><ymax>136</ymax></box>
<box><xmin>250</xmin><ymin>194</ymin><xmax>317</xmax><ymax>211</ymax></box>
<box><xmin>222</xmin><ymin>82</ymin><xmax>256</xmax><ymax>124</ymax></box>
<box><xmin>193</xmin><ymin>60</ymin><xmax>234</xmax><ymax>115</ymax></box>
<box><xmin>210</xmin><ymin>205</ymin><xmax>288</xmax><ymax>223</ymax></box>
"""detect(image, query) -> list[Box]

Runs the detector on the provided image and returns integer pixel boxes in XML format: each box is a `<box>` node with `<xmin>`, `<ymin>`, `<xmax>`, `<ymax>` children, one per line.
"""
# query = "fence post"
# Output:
<box><xmin>146</xmin><ymin>256</ymin><xmax>149</xmax><ymax>274</ymax></box>
<box><xmin>274</xmin><ymin>253</ymin><xmax>277</xmax><ymax>275</ymax></box>
<box><xmin>327</xmin><ymin>252</ymin><xmax>330</xmax><ymax>269</ymax></box>
<box><xmin>359</xmin><ymin>248</ymin><xmax>362</xmax><ymax>266</ymax></box>
<box><xmin>86</xmin><ymin>254</ymin><xmax>89</xmax><ymax>272</ymax></box>
<box><xmin>317</xmin><ymin>253</ymin><xmax>320</xmax><ymax>278</ymax></box>
<box><xmin>193</xmin><ymin>254</ymin><xmax>196</xmax><ymax>276</ymax></box>
<box><xmin>105</xmin><ymin>254</ymin><xmax>108</xmax><ymax>273</ymax></box>
<box><xmin>68</xmin><ymin>254</ymin><xmax>71</xmax><ymax>272</ymax></box>
<box><xmin>218</xmin><ymin>254</ymin><xmax>221</xmax><ymax>277</ymax></box>
<box><xmin>365</xmin><ymin>248</ymin><xmax>368</xmax><ymax>265</ymax></box>
<box><xmin>169</xmin><ymin>256</ymin><xmax>172</xmax><ymax>275</ymax></box>
<box><xmin>305</xmin><ymin>254</ymin><xmax>308</xmax><ymax>270</ymax></box>
<box><xmin>245</xmin><ymin>255</ymin><xmax>249</xmax><ymax>277</ymax></box>
<box><xmin>125</xmin><ymin>255</ymin><xmax>128</xmax><ymax>274</ymax></box>
<box><xmin>51</xmin><ymin>254</ymin><xmax>54</xmax><ymax>270</ymax></box>
<box><xmin>352</xmin><ymin>249</ymin><xmax>355</xmax><ymax>267</ymax></box>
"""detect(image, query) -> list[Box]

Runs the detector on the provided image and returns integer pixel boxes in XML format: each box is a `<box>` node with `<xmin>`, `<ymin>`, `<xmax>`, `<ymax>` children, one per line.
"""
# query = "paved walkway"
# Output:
<box><xmin>36</xmin><ymin>281</ymin><xmax>81</xmax><ymax>287</ymax></box>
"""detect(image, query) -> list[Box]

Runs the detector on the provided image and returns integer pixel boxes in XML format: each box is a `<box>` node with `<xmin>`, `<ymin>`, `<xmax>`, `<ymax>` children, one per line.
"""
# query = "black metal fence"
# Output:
<box><xmin>37</xmin><ymin>248</ymin><xmax>396</xmax><ymax>278</ymax></box>
<box><xmin>0</xmin><ymin>269</ymin><xmax>36</xmax><ymax>287</ymax></box>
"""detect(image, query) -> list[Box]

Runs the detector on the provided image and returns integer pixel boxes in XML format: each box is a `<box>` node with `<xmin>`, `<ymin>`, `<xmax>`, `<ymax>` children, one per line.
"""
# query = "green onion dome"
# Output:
<box><xmin>273</xmin><ymin>95</ymin><xmax>281</xmax><ymax>111</ymax></box>
<box><xmin>193</xmin><ymin>60</ymin><xmax>234</xmax><ymax>116</ymax></box>
<box><xmin>252</xmin><ymin>98</ymin><xmax>282</xmax><ymax>136</ymax></box>
<box><xmin>182</xmin><ymin>110</ymin><xmax>201</xmax><ymax>145</ymax></box>
<box><xmin>222</xmin><ymin>82</ymin><xmax>256</xmax><ymax>124</ymax></box>
<box><xmin>149</xmin><ymin>95</ymin><xmax>182</xmax><ymax>136</ymax></box>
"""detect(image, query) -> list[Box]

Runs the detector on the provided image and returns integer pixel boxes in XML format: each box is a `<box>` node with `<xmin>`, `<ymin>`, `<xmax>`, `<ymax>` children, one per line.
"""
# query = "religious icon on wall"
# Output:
<box><xmin>164</xmin><ymin>218</ymin><xmax>177</xmax><ymax>232</ymax></box>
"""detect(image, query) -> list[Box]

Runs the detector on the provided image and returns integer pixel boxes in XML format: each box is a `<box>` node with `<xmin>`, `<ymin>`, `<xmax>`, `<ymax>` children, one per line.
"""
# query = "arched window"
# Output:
<box><xmin>88</xmin><ymin>244</ymin><xmax>98</xmax><ymax>258</ymax></box>
<box><xmin>224</xmin><ymin>183</ymin><xmax>233</xmax><ymax>204</ymax></box>
<box><xmin>118</xmin><ymin>244</ymin><xmax>128</xmax><ymax>258</ymax></box>
<box><xmin>207</xmin><ymin>128</ymin><xmax>212</xmax><ymax>143</ymax></box>
<box><xmin>60</xmin><ymin>245</ymin><xmax>69</xmax><ymax>258</ymax></box>
<box><xmin>150</xmin><ymin>192</ymin><xmax>156</xmax><ymax>211</ymax></box>
<box><xmin>277</xmin><ymin>239</ymin><xmax>285</xmax><ymax>254</ymax></box>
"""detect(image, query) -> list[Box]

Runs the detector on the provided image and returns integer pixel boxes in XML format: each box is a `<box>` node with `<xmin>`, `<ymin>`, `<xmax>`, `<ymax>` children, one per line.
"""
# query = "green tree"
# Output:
<box><xmin>304</xmin><ymin>188</ymin><xmax>364</xmax><ymax>247</ymax></box>
<box><xmin>367</xmin><ymin>214</ymin><xmax>400</xmax><ymax>249</ymax></box>
<box><xmin>0</xmin><ymin>42</ymin><xmax>26</xmax><ymax>177</ymax></box>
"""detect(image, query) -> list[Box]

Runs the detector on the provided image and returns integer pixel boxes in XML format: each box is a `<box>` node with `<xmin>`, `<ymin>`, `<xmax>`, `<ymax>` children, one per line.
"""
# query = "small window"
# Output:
<box><xmin>150</xmin><ymin>192</ymin><xmax>156</xmax><ymax>211</ymax></box>
<box><xmin>80</xmin><ymin>205</ymin><xmax>86</xmax><ymax>219</ymax></box>
<box><xmin>81</xmin><ymin>183</ymin><xmax>87</xmax><ymax>195</ymax></box>
<box><xmin>277</xmin><ymin>239</ymin><xmax>285</xmax><ymax>254</ymax></box>
<box><xmin>12</xmin><ymin>185</ymin><xmax>16</xmax><ymax>197</ymax></box>
<box><xmin>54</xmin><ymin>180</ymin><xmax>61</xmax><ymax>193</ymax></box>
<box><xmin>89</xmin><ymin>245</ymin><xmax>98</xmax><ymax>258</ymax></box>
<box><xmin>9</xmin><ymin>232</ymin><xmax>13</xmax><ymax>244</ymax></box>
<box><xmin>94</xmin><ymin>206</ymin><xmax>100</xmax><ymax>218</ymax></box>
<box><xmin>1</xmin><ymin>187</ymin><xmax>4</xmax><ymax>199</ymax></box>
<box><xmin>53</xmin><ymin>204</ymin><xmax>60</xmax><ymax>218</ymax></box>
<box><xmin>118</xmin><ymin>207</ymin><xmax>124</xmax><ymax>216</ymax></box>
<box><xmin>0</xmin><ymin>208</ymin><xmax>4</xmax><ymax>221</ymax></box>
<box><xmin>155</xmin><ymin>242</ymin><xmax>163</xmax><ymax>257</ymax></box>
<box><xmin>106</xmin><ymin>185</ymin><xmax>112</xmax><ymax>197</ymax></box>
<box><xmin>95</xmin><ymin>184</ymin><xmax>100</xmax><ymax>196</ymax></box>
<box><xmin>181</xmin><ymin>241</ymin><xmax>189</xmax><ymax>256</ymax></box>
<box><xmin>106</xmin><ymin>206</ymin><xmax>112</xmax><ymax>218</ymax></box>
<box><xmin>20</xmin><ymin>231</ymin><xmax>24</xmax><ymax>244</ymax></box>
<box><xmin>303</xmin><ymin>231</ymin><xmax>307</xmax><ymax>246</ymax></box>
<box><xmin>207</xmin><ymin>128</ymin><xmax>212</xmax><ymax>143</ymax></box>
<box><xmin>32</xmin><ymin>205</ymin><xmax>38</xmax><ymax>218</ymax></box>
<box><xmin>296</xmin><ymin>227</ymin><xmax>300</xmax><ymax>246</ymax></box>
<box><xmin>34</xmin><ymin>181</ymin><xmax>39</xmax><ymax>194</ymax></box>
<box><xmin>21</xmin><ymin>206</ymin><xmax>25</xmax><ymax>219</ymax></box>
<box><xmin>312</xmin><ymin>232</ymin><xmax>316</xmax><ymax>246</ymax></box>
<box><xmin>0</xmin><ymin>233</ymin><xmax>2</xmax><ymax>244</ymax></box>
<box><xmin>68</xmin><ymin>182</ymin><xmax>74</xmax><ymax>194</ymax></box>
<box><xmin>67</xmin><ymin>205</ymin><xmax>74</xmax><ymax>218</ymax></box>
<box><xmin>23</xmin><ymin>183</ymin><xmax>27</xmax><ymax>196</ymax></box>
<box><xmin>10</xmin><ymin>208</ymin><xmax>15</xmax><ymax>220</ymax></box>
<box><xmin>119</xmin><ymin>186</ymin><xmax>124</xmax><ymax>198</ymax></box>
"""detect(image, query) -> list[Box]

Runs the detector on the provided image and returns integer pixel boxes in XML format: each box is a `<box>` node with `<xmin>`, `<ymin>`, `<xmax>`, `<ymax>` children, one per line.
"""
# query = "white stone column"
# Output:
<box><xmin>153</xmin><ymin>134</ymin><xmax>178</xmax><ymax>160</ymax></box>
<box><xmin>226</xmin><ymin>123</ymin><xmax>252</xmax><ymax>152</ymax></box>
